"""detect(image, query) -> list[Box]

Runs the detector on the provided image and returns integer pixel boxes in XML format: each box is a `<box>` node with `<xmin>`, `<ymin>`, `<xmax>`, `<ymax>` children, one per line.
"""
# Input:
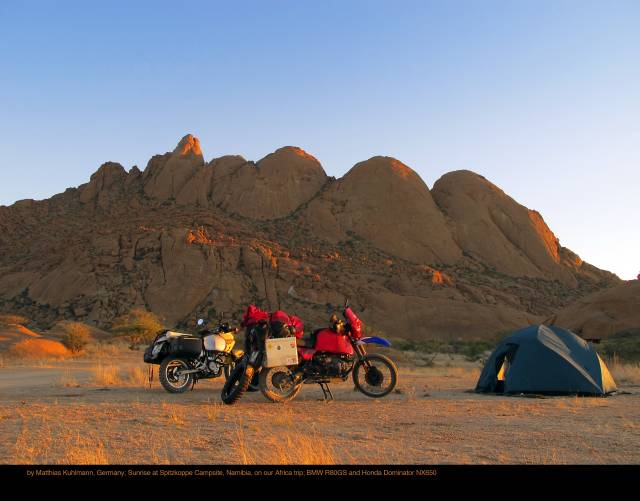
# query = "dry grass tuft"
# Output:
<box><xmin>234</xmin><ymin>423</ymin><xmax>337</xmax><ymax>465</ymax></box>
<box><xmin>60</xmin><ymin>434</ymin><xmax>109</xmax><ymax>464</ymax></box>
<box><xmin>162</xmin><ymin>403</ymin><xmax>186</xmax><ymax>426</ymax></box>
<box><xmin>124</xmin><ymin>366</ymin><xmax>149</xmax><ymax>387</ymax></box>
<box><xmin>83</xmin><ymin>342</ymin><xmax>129</xmax><ymax>360</ymax></box>
<box><xmin>58</xmin><ymin>370</ymin><xmax>81</xmax><ymax>388</ymax></box>
<box><xmin>609</xmin><ymin>358</ymin><xmax>640</xmax><ymax>385</ymax></box>
<box><xmin>91</xmin><ymin>363</ymin><xmax>120</xmax><ymax>386</ymax></box>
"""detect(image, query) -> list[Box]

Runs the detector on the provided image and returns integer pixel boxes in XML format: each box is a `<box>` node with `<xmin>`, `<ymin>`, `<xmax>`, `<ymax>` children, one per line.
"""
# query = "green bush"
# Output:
<box><xmin>61</xmin><ymin>323</ymin><xmax>91</xmax><ymax>353</ymax></box>
<box><xmin>599</xmin><ymin>329</ymin><xmax>640</xmax><ymax>362</ymax></box>
<box><xmin>111</xmin><ymin>309</ymin><xmax>163</xmax><ymax>349</ymax></box>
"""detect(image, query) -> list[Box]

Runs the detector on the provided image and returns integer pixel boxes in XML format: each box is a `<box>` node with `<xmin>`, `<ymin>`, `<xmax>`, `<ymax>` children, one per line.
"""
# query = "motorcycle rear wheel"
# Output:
<box><xmin>353</xmin><ymin>354</ymin><xmax>398</xmax><ymax>398</ymax></box>
<box><xmin>159</xmin><ymin>357</ymin><xmax>194</xmax><ymax>393</ymax></box>
<box><xmin>221</xmin><ymin>360</ymin><xmax>254</xmax><ymax>405</ymax></box>
<box><xmin>259</xmin><ymin>367</ymin><xmax>303</xmax><ymax>403</ymax></box>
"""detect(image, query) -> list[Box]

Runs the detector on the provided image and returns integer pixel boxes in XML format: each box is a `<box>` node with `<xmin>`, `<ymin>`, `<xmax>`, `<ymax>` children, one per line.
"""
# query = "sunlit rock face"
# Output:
<box><xmin>143</xmin><ymin>134</ymin><xmax>205</xmax><ymax>200</ymax></box>
<box><xmin>301</xmin><ymin>156</ymin><xmax>462</xmax><ymax>265</ymax></box>
<box><xmin>0</xmin><ymin>135</ymin><xmax>620</xmax><ymax>338</ymax></box>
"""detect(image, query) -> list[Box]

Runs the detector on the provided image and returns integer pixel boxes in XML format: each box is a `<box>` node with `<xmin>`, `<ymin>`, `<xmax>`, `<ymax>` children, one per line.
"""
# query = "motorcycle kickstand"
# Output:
<box><xmin>318</xmin><ymin>382</ymin><xmax>334</xmax><ymax>401</ymax></box>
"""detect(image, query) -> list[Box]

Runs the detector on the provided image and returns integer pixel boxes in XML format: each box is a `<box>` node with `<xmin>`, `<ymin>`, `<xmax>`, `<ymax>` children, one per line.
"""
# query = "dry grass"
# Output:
<box><xmin>82</xmin><ymin>342</ymin><xmax>130</xmax><ymax>360</ymax></box>
<box><xmin>234</xmin><ymin>425</ymin><xmax>337</xmax><ymax>465</ymax></box>
<box><xmin>3</xmin><ymin>352</ymin><xmax>640</xmax><ymax>465</ymax></box>
<box><xmin>125</xmin><ymin>366</ymin><xmax>149</xmax><ymax>387</ymax></box>
<box><xmin>90</xmin><ymin>363</ymin><xmax>149</xmax><ymax>387</ymax></box>
<box><xmin>58</xmin><ymin>370</ymin><xmax>81</xmax><ymax>388</ymax></box>
<box><xmin>262</xmin><ymin>431</ymin><xmax>337</xmax><ymax>464</ymax></box>
<box><xmin>91</xmin><ymin>363</ymin><xmax>120</xmax><ymax>386</ymax></box>
<box><xmin>609</xmin><ymin>358</ymin><xmax>640</xmax><ymax>385</ymax></box>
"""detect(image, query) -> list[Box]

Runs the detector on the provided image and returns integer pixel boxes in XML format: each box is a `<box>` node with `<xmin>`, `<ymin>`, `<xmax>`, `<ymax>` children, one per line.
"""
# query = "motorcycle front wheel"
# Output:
<box><xmin>221</xmin><ymin>359</ymin><xmax>254</xmax><ymax>405</ymax></box>
<box><xmin>159</xmin><ymin>357</ymin><xmax>194</xmax><ymax>393</ymax></box>
<box><xmin>259</xmin><ymin>366</ymin><xmax>303</xmax><ymax>403</ymax></box>
<box><xmin>353</xmin><ymin>354</ymin><xmax>398</xmax><ymax>398</ymax></box>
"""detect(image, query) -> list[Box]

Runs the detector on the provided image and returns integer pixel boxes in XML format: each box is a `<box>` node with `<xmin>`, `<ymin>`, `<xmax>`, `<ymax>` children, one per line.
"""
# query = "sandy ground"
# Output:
<box><xmin>1</xmin><ymin>351</ymin><xmax>639</xmax><ymax>465</ymax></box>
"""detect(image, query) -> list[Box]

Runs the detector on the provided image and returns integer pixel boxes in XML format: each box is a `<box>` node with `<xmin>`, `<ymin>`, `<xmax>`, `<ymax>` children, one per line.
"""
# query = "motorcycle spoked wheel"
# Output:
<box><xmin>224</xmin><ymin>361</ymin><xmax>258</xmax><ymax>390</ymax></box>
<box><xmin>221</xmin><ymin>360</ymin><xmax>255</xmax><ymax>405</ymax></box>
<box><xmin>159</xmin><ymin>357</ymin><xmax>194</xmax><ymax>393</ymax></box>
<box><xmin>259</xmin><ymin>366</ymin><xmax>303</xmax><ymax>403</ymax></box>
<box><xmin>352</xmin><ymin>354</ymin><xmax>398</xmax><ymax>398</ymax></box>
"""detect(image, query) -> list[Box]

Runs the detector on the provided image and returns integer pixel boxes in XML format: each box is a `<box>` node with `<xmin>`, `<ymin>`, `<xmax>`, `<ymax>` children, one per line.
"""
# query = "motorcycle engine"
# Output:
<box><xmin>313</xmin><ymin>353</ymin><xmax>354</xmax><ymax>377</ymax></box>
<box><xmin>205</xmin><ymin>350</ymin><xmax>223</xmax><ymax>375</ymax></box>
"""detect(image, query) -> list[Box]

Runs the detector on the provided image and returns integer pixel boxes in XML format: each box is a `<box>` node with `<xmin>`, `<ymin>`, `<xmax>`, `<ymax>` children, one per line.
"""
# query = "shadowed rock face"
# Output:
<box><xmin>552</xmin><ymin>281</ymin><xmax>640</xmax><ymax>338</ymax></box>
<box><xmin>0</xmin><ymin>135</ymin><xmax>620</xmax><ymax>339</ymax></box>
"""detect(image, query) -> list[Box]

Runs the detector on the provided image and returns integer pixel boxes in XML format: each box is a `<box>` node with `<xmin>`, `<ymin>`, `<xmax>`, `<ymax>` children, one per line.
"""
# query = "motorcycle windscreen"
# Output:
<box><xmin>314</xmin><ymin>329</ymin><xmax>354</xmax><ymax>355</ymax></box>
<box><xmin>344</xmin><ymin>308</ymin><xmax>363</xmax><ymax>340</ymax></box>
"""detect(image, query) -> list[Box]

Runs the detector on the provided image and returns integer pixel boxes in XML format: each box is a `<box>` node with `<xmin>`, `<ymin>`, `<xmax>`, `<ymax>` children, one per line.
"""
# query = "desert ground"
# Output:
<box><xmin>1</xmin><ymin>347</ymin><xmax>639</xmax><ymax>465</ymax></box>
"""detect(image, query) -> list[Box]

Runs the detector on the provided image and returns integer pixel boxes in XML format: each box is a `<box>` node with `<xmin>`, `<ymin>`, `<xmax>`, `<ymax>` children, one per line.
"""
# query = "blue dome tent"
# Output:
<box><xmin>475</xmin><ymin>325</ymin><xmax>617</xmax><ymax>395</ymax></box>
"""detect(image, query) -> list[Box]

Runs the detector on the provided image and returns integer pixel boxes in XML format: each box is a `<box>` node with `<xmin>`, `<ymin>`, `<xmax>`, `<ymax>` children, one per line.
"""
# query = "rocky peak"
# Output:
<box><xmin>173</xmin><ymin>134</ymin><xmax>203</xmax><ymax>158</ymax></box>
<box><xmin>79</xmin><ymin>162</ymin><xmax>127</xmax><ymax>205</ymax></box>
<box><xmin>432</xmin><ymin>170</ymin><xmax>579</xmax><ymax>284</ymax></box>
<box><xmin>143</xmin><ymin>134</ymin><xmax>205</xmax><ymax>200</ymax></box>
<box><xmin>213</xmin><ymin>146</ymin><xmax>328</xmax><ymax>220</ymax></box>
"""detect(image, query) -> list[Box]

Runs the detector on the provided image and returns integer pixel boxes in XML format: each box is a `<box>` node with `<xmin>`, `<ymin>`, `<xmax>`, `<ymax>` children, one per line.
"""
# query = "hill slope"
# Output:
<box><xmin>0</xmin><ymin>135</ymin><xmax>619</xmax><ymax>339</ymax></box>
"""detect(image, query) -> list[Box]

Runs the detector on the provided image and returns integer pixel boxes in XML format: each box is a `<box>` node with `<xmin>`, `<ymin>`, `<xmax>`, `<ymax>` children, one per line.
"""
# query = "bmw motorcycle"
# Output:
<box><xmin>258</xmin><ymin>302</ymin><xmax>398</xmax><ymax>402</ymax></box>
<box><xmin>144</xmin><ymin>318</ymin><xmax>247</xmax><ymax>393</ymax></box>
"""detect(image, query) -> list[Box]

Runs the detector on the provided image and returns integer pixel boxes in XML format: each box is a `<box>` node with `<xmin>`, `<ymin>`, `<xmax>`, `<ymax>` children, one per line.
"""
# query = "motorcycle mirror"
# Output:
<box><xmin>197</xmin><ymin>318</ymin><xmax>205</xmax><ymax>326</ymax></box>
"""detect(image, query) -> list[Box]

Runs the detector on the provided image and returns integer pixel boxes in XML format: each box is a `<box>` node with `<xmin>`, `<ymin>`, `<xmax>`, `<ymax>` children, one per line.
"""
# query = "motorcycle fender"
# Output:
<box><xmin>356</xmin><ymin>336</ymin><xmax>392</xmax><ymax>347</ymax></box>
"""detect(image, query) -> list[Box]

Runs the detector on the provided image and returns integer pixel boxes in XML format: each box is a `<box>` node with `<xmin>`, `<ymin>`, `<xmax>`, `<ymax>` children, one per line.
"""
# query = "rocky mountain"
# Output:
<box><xmin>0</xmin><ymin>135</ymin><xmax>620</xmax><ymax>340</ymax></box>
<box><xmin>551</xmin><ymin>281</ymin><xmax>640</xmax><ymax>339</ymax></box>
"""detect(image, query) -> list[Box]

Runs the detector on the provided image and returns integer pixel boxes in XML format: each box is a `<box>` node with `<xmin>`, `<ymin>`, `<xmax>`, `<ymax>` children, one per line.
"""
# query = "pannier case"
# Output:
<box><xmin>264</xmin><ymin>337</ymin><xmax>298</xmax><ymax>367</ymax></box>
<box><xmin>168</xmin><ymin>336</ymin><xmax>202</xmax><ymax>358</ymax></box>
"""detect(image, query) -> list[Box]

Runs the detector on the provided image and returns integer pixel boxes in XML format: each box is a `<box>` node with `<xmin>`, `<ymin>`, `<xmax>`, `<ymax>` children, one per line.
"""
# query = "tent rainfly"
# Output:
<box><xmin>475</xmin><ymin>324</ymin><xmax>617</xmax><ymax>396</ymax></box>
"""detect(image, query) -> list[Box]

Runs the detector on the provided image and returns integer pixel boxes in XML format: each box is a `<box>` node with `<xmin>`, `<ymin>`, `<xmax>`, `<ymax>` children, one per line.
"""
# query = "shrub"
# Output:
<box><xmin>111</xmin><ymin>309</ymin><xmax>163</xmax><ymax>349</ymax></box>
<box><xmin>60</xmin><ymin>323</ymin><xmax>92</xmax><ymax>353</ymax></box>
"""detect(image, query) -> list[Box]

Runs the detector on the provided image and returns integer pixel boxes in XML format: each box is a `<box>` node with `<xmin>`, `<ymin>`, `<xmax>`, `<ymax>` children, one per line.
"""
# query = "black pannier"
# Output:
<box><xmin>143</xmin><ymin>344</ymin><xmax>157</xmax><ymax>364</ymax></box>
<box><xmin>143</xmin><ymin>330</ymin><xmax>170</xmax><ymax>364</ymax></box>
<box><xmin>168</xmin><ymin>336</ymin><xmax>202</xmax><ymax>358</ymax></box>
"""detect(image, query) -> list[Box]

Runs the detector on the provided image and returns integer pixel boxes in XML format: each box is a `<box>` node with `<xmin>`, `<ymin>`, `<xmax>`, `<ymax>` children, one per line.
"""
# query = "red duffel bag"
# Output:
<box><xmin>288</xmin><ymin>315</ymin><xmax>304</xmax><ymax>339</ymax></box>
<box><xmin>242</xmin><ymin>304</ymin><xmax>269</xmax><ymax>327</ymax></box>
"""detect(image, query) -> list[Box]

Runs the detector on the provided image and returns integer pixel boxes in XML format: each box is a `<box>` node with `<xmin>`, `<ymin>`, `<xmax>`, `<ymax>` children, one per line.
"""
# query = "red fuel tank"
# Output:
<box><xmin>314</xmin><ymin>328</ymin><xmax>354</xmax><ymax>355</ymax></box>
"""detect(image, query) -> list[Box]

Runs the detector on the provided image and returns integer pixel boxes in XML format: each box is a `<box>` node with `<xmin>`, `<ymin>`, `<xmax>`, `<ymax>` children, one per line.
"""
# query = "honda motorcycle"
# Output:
<box><xmin>221</xmin><ymin>307</ymin><xmax>301</xmax><ymax>405</ymax></box>
<box><xmin>144</xmin><ymin>317</ymin><xmax>246</xmax><ymax>393</ymax></box>
<box><xmin>258</xmin><ymin>302</ymin><xmax>398</xmax><ymax>402</ymax></box>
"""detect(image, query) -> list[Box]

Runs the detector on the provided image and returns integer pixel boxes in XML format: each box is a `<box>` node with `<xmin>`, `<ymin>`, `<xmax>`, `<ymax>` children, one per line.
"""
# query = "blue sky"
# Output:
<box><xmin>0</xmin><ymin>1</ymin><xmax>638</xmax><ymax>279</ymax></box>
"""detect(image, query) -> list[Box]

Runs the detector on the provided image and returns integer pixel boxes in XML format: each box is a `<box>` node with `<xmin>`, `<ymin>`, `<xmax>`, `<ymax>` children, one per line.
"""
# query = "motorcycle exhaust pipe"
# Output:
<box><xmin>175</xmin><ymin>368</ymin><xmax>202</xmax><ymax>375</ymax></box>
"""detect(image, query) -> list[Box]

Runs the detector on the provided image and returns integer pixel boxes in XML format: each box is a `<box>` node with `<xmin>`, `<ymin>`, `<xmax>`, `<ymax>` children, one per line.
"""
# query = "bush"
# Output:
<box><xmin>111</xmin><ymin>309</ymin><xmax>163</xmax><ymax>349</ymax></box>
<box><xmin>61</xmin><ymin>323</ymin><xmax>92</xmax><ymax>353</ymax></box>
<box><xmin>600</xmin><ymin>329</ymin><xmax>640</xmax><ymax>362</ymax></box>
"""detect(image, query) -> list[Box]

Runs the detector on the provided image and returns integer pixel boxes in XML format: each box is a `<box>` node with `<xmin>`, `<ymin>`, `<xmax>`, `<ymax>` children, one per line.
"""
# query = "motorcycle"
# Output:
<box><xmin>144</xmin><ymin>317</ymin><xmax>246</xmax><ymax>393</ymax></box>
<box><xmin>221</xmin><ymin>307</ymin><xmax>300</xmax><ymax>405</ymax></box>
<box><xmin>258</xmin><ymin>301</ymin><xmax>398</xmax><ymax>402</ymax></box>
